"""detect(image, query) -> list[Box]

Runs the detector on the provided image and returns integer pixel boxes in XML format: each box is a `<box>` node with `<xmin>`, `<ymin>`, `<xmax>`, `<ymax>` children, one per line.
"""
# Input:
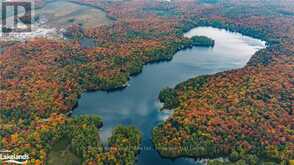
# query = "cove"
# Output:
<box><xmin>72</xmin><ymin>27</ymin><xmax>266</xmax><ymax>165</ymax></box>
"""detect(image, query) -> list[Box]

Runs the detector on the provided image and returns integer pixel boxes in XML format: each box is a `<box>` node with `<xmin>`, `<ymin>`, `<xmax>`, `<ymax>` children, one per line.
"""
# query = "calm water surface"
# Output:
<box><xmin>73</xmin><ymin>27</ymin><xmax>266</xmax><ymax>165</ymax></box>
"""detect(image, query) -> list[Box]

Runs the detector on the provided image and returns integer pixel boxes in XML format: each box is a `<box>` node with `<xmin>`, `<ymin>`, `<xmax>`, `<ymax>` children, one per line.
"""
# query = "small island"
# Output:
<box><xmin>190</xmin><ymin>36</ymin><xmax>215</xmax><ymax>47</ymax></box>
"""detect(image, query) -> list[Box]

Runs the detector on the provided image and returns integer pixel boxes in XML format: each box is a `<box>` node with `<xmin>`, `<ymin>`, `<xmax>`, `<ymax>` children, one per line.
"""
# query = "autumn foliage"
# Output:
<box><xmin>153</xmin><ymin>0</ymin><xmax>294</xmax><ymax>164</ymax></box>
<box><xmin>1</xmin><ymin>0</ymin><xmax>293</xmax><ymax>164</ymax></box>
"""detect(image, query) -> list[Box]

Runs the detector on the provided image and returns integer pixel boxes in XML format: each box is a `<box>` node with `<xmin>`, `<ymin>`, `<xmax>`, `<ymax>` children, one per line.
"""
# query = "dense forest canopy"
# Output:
<box><xmin>0</xmin><ymin>0</ymin><xmax>293</xmax><ymax>164</ymax></box>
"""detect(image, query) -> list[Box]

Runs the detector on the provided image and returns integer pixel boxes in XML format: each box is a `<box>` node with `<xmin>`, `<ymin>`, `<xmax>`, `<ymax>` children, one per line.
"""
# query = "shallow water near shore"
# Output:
<box><xmin>73</xmin><ymin>26</ymin><xmax>265</xmax><ymax>165</ymax></box>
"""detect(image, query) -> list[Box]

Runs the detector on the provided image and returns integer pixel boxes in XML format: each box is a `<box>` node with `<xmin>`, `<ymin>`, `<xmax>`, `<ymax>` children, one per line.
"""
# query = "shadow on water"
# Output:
<box><xmin>73</xmin><ymin>27</ymin><xmax>266</xmax><ymax>165</ymax></box>
<box><xmin>80</xmin><ymin>37</ymin><xmax>97</xmax><ymax>49</ymax></box>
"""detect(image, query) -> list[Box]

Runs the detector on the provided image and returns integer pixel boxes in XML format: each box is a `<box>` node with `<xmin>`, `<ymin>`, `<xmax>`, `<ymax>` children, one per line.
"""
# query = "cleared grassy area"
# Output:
<box><xmin>0</xmin><ymin>0</ymin><xmax>112</xmax><ymax>30</ymax></box>
<box><xmin>36</xmin><ymin>1</ymin><xmax>112</xmax><ymax>29</ymax></box>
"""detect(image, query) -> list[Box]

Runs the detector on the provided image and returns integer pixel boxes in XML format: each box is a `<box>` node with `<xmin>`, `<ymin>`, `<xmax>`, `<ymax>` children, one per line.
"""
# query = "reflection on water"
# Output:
<box><xmin>0</xmin><ymin>48</ymin><xmax>4</xmax><ymax>54</ymax></box>
<box><xmin>80</xmin><ymin>38</ymin><xmax>97</xmax><ymax>48</ymax></box>
<box><xmin>73</xmin><ymin>27</ymin><xmax>265</xmax><ymax>165</ymax></box>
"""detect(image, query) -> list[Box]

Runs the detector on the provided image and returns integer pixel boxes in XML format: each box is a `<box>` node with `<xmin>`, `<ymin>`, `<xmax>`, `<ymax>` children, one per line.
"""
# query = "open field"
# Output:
<box><xmin>0</xmin><ymin>0</ymin><xmax>112</xmax><ymax>29</ymax></box>
<box><xmin>35</xmin><ymin>0</ymin><xmax>112</xmax><ymax>29</ymax></box>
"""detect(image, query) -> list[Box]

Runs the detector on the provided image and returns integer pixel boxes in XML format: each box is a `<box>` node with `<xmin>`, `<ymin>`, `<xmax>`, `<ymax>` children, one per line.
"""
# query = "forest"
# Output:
<box><xmin>0</xmin><ymin>0</ymin><xmax>293</xmax><ymax>164</ymax></box>
<box><xmin>0</xmin><ymin>1</ymin><xmax>214</xmax><ymax>163</ymax></box>
<box><xmin>153</xmin><ymin>0</ymin><xmax>294</xmax><ymax>164</ymax></box>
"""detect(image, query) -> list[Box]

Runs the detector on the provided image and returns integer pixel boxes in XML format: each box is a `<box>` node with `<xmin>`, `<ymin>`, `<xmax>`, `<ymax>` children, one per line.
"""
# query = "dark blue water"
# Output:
<box><xmin>73</xmin><ymin>27</ymin><xmax>265</xmax><ymax>165</ymax></box>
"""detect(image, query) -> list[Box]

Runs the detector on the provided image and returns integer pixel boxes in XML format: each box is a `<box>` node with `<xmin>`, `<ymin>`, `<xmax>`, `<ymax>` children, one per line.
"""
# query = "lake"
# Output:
<box><xmin>73</xmin><ymin>27</ymin><xmax>266</xmax><ymax>165</ymax></box>
<box><xmin>0</xmin><ymin>47</ymin><xmax>4</xmax><ymax>54</ymax></box>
